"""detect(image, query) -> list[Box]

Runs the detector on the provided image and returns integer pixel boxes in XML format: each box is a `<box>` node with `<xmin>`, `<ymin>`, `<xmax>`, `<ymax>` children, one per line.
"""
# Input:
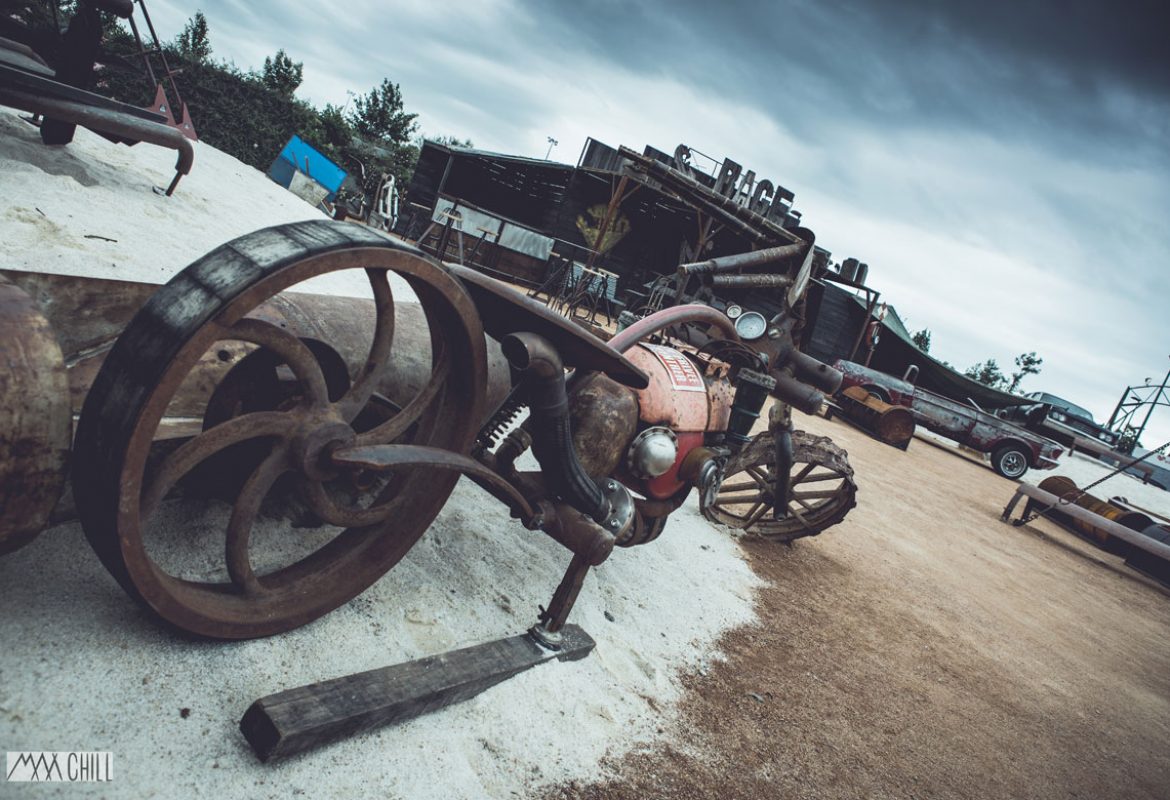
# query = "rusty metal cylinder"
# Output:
<box><xmin>678</xmin><ymin>243</ymin><xmax>804</xmax><ymax>276</ymax></box>
<box><xmin>1035</xmin><ymin>476</ymin><xmax>1155</xmax><ymax>545</ymax></box>
<box><xmin>771</xmin><ymin>371</ymin><xmax>825</xmax><ymax>416</ymax></box>
<box><xmin>838</xmin><ymin>385</ymin><xmax>916</xmax><ymax>448</ymax></box>
<box><xmin>0</xmin><ymin>277</ymin><xmax>72</xmax><ymax>554</ymax></box>
<box><xmin>709</xmin><ymin>274</ymin><xmax>792</xmax><ymax>289</ymax></box>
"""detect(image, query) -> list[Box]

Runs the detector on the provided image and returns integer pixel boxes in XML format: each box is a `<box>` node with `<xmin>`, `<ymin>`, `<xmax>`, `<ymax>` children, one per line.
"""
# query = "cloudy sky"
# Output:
<box><xmin>145</xmin><ymin>0</ymin><xmax>1170</xmax><ymax>445</ymax></box>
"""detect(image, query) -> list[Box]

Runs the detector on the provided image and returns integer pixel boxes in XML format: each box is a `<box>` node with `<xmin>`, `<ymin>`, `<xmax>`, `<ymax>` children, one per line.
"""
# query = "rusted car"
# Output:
<box><xmin>832</xmin><ymin>360</ymin><xmax>1063</xmax><ymax>478</ymax></box>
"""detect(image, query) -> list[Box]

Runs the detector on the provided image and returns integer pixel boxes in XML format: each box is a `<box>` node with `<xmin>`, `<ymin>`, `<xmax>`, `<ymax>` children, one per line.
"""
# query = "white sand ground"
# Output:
<box><xmin>0</xmin><ymin>107</ymin><xmax>760</xmax><ymax>797</ymax></box>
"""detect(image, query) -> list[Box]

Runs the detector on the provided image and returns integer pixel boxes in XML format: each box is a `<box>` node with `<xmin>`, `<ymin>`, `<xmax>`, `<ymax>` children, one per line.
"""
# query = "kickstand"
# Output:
<box><xmin>531</xmin><ymin>553</ymin><xmax>592</xmax><ymax>649</ymax></box>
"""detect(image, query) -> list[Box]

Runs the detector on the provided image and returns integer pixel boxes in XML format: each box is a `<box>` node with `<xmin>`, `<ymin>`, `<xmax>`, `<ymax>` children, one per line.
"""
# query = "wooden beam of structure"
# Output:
<box><xmin>239</xmin><ymin>625</ymin><xmax>596</xmax><ymax>762</ymax></box>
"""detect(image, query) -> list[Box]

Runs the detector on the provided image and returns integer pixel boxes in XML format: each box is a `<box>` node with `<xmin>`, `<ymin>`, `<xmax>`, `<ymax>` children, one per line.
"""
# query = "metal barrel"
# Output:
<box><xmin>1035</xmin><ymin>476</ymin><xmax>1155</xmax><ymax>545</ymax></box>
<box><xmin>837</xmin><ymin>385</ymin><xmax>915</xmax><ymax>447</ymax></box>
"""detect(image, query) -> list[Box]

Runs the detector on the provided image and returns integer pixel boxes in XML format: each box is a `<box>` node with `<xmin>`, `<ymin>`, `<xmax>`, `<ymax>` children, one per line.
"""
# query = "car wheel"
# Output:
<box><xmin>991</xmin><ymin>444</ymin><xmax>1029</xmax><ymax>479</ymax></box>
<box><xmin>861</xmin><ymin>384</ymin><xmax>890</xmax><ymax>403</ymax></box>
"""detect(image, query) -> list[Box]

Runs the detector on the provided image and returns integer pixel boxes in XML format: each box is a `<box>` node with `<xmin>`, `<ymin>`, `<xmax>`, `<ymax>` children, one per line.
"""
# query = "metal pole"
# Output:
<box><xmin>1135</xmin><ymin>359</ymin><xmax>1170</xmax><ymax>443</ymax></box>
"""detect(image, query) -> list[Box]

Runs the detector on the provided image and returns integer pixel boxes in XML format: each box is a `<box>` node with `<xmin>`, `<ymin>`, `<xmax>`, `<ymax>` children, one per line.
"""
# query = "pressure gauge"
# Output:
<box><xmin>734</xmin><ymin>311</ymin><xmax>767</xmax><ymax>341</ymax></box>
<box><xmin>725</xmin><ymin>303</ymin><xmax>743</xmax><ymax>320</ymax></box>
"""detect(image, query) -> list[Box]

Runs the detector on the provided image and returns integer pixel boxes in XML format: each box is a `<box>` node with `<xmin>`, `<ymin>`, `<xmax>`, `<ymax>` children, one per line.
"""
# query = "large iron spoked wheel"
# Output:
<box><xmin>73</xmin><ymin>222</ymin><xmax>487</xmax><ymax>639</ymax></box>
<box><xmin>702</xmin><ymin>429</ymin><xmax>857</xmax><ymax>543</ymax></box>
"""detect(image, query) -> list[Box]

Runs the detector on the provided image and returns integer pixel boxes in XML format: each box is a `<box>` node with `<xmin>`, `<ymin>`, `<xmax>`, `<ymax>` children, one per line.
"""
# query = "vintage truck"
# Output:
<box><xmin>832</xmin><ymin>360</ymin><xmax>1064</xmax><ymax>478</ymax></box>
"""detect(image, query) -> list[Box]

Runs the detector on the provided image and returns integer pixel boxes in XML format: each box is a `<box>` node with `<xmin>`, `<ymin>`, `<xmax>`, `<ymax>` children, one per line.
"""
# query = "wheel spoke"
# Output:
<box><xmin>793</xmin><ymin>495</ymin><xmax>816</xmax><ymax>512</ymax></box>
<box><xmin>744</xmin><ymin>501</ymin><xmax>769</xmax><ymax>528</ymax></box>
<box><xmin>223</xmin><ymin>318</ymin><xmax>329</xmax><ymax>406</ymax></box>
<box><xmin>746</xmin><ymin>466</ymin><xmax>772</xmax><ymax>487</ymax></box>
<box><xmin>791</xmin><ymin>462</ymin><xmax>815</xmax><ymax>484</ymax></box>
<box><xmin>354</xmin><ymin>339</ymin><xmax>450</xmax><ymax>446</ymax></box>
<box><xmin>792</xmin><ymin>488</ymin><xmax>844</xmax><ymax>501</ymax></box>
<box><xmin>794</xmin><ymin>471</ymin><xmax>846</xmax><ymax>484</ymax></box>
<box><xmin>141</xmin><ymin>411</ymin><xmax>293</xmax><ymax>518</ymax></box>
<box><xmin>336</xmin><ymin>269</ymin><xmax>396</xmax><ymax>420</ymax></box>
<box><xmin>716</xmin><ymin>490</ymin><xmax>768</xmax><ymax>505</ymax></box>
<box><xmin>226</xmin><ymin>443</ymin><xmax>291</xmax><ymax>593</ymax></box>
<box><xmin>302</xmin><ymin>477</ymin><xmax>399</xmax><ymax>528</ymax></box>
<box><xmin>718</xmin><ymin>480</ymin><xmax>759</xmax><ymax>493</ymax></box>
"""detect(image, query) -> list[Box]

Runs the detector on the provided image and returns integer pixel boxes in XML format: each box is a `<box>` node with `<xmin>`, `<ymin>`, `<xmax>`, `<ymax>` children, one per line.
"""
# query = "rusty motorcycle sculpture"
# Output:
<box><xmin>66</xmin><ymin>219</ymin><xmax>855</xmax><ymax>757</ymax></box>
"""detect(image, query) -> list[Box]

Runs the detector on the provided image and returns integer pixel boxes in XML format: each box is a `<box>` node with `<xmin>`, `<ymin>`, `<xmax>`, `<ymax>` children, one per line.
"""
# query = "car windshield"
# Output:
<box><xmin>1036</xmin><ymin>393</ymin><xmax>1094</xmax><ymax>421</ymax></box>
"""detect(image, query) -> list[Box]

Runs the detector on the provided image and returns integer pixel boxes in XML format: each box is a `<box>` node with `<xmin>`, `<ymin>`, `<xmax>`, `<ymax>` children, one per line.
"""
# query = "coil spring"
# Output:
<box><xmin>472</xmin><ymin>388</ymin><xmax>528</xmax><ymax>456</ymax></box>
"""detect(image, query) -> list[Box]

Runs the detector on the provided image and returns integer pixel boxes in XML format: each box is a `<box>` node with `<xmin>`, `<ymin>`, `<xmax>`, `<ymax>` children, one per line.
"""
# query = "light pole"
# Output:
<box><xmin>545</xmin><ymin>136</ymin><xmax>558</xmax><ymax>160</ymax></box>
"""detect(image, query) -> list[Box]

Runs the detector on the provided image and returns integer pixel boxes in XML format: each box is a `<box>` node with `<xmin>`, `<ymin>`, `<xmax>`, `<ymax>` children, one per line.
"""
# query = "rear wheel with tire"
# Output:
<box><xmin>991</xmin><ymin>443</ymin><xmax>1030</xmax><ymax>479</ymax></box>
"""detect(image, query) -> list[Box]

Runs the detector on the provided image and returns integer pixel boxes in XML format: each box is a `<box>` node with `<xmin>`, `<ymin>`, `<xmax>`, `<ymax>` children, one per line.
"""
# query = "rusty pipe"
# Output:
<box><xmin>709</xmin><ymin>274</ymin><xmax>793</xmax><ymax>289</ymax></box>
<box><xmin>789</xmin><ymin>350</ymin><xmax>843</xmax><ymax>395</ymax></box>
<box><xmin>608</xmin><ymin>304</ymin><xmax>739</xmax><ymax>354</ymax></box>
<box><xmin>679</xmin><ymin>244</ymin><xmax>805</xmax><ymax>276</ymax></box>
<box><xmin>771</xmin><ymin>371</ymin><xmax>825</xmax><ymax>416</ymax></box>
<box><xmin>501</xmin><ymin>332</ymin><xmax>609</xmax><ymax>522</ymax></box>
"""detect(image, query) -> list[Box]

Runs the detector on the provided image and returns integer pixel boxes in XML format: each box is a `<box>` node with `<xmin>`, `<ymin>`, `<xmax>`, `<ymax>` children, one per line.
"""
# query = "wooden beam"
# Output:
<box><xmin>239</xmin><ymin>625</ymin><xmax>595</xmax><ymax>762</ymax></box>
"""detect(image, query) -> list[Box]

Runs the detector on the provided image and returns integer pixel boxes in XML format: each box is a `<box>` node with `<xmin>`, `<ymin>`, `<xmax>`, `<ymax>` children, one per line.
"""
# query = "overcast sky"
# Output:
<box><xmin>145</xmin><ymin>0</ymin><xmax>1170</xmax><ymax>446</ymax></box>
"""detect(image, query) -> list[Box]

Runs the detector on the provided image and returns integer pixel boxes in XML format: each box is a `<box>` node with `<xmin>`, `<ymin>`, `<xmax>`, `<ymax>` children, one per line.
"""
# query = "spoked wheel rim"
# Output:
<box><xmin>702</xmin><ymin>429</ymin><xmax>857</xmax><ymax>542</ymax></box>
<box><xmin>73</xmin><ymin>222</ymin><xmax>486</xmax><ymax>638</ymax></box>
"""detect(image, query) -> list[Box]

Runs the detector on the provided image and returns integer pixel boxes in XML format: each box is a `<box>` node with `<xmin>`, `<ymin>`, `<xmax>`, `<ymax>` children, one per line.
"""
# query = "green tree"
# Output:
<box><xmin>965</xmin><ymin>359</ymin><xmax>1007</xmax><ymax>390</ymax></box>
<box><xmin>349</xmin><ymin>79</ymin><xmax>418</xmax><ymax>143</ymax></box>
<box><xmin>911</xmin><ymin>328</ymin><xmax>931</xmax><ymax>353</ymax></box>
<box><xmin>427</xmin><ymin>134</ymin><xmax>475</xmax><ymax>148</ymax></box>
<box><xmin>175</xmin><ymin>11</ymin><xmax>212</xmax><ymax>63</ymax></box>
<box><xmin>1007</xmin><ymin>351</ymin><xmax>1043</xmax><ymax>393</ymax></box>
<box><xmin>261</xmin><ymin>49</ymin><xmax>303</xmax><ymax>97</ymax></box>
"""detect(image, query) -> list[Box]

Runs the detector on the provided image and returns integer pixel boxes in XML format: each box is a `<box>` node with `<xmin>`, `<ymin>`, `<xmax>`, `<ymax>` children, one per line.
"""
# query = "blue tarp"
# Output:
<box><xmin>268</xmin><ymin>135</ymin><xmax>347</xmax><ymax>199</ymax></box>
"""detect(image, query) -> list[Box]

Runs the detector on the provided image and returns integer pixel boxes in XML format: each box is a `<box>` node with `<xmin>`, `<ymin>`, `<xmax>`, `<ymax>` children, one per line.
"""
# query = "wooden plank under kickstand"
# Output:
<box><xmin>240</xmin><ymin>624</ymin><xmax>595</xmax><ymax>762</ymax></box>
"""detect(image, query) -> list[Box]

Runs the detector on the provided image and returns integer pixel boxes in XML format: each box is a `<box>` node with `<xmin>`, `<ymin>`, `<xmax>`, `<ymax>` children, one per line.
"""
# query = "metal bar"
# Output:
<box><xmin>709</xmin><ymin>274</ymin><xmax>793</xmax><ymax>289</ymax></box>
<box><xmin>680</xmin><ymin>243</ymin><xmax>804</xmax><ymax>276</ymax></box>
<box><xmin>0</xmin><ymin>87</ymin><xmax>193</xmax><ymax>195</ymax></box>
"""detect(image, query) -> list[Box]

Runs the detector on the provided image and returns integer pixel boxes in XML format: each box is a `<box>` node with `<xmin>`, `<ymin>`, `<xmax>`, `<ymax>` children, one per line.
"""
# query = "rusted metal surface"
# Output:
<box><xmin>836</xmin><ymin>385</ymin><xmax>916</xmax><ymax>448</ymax></box>
<box><xmin>607</xmin><ymin>303</ymin><xmax>739</xmax><ymax>354</ymax></box>
<box><xmin>835</xmin><ymin>358</ymin><xmax>1064</xmax><ymax>474</ymax></box>
<box><xmin>625</xmin><ymin>344</ymin><xmax>711</xmax><ymax>432</ymax></box>
<box><xmin>330</xmin><ymin>443</ymin><xmax>537</xmax><ymax>524</ymax></box>
<box><xmin>678</xmin><ymin>243</ymin><xmax>804</xmax><ymax>276</ymax></box>
<box><xmin>0</xmin><ymin>277</ymin><xmax>71</xmax><ymax>554</ymax></box>
<box><xmin>709</xmin><ymin>273</ymin><xmax>792</xmax><ymax>289</ymax></box>
<box><xmin>1002</xmin><ymin>481</ymin><xmax>1170</xmax><ymax>563</ymax></box>
<box><xmin>71</xmin><ymin>221</ymin><xmax>488</xmax><ymax>639</ymax></box>
<box><xmin>1032</xmin><ymin>476</ymin><xmax>1154</xmax><ymax>544</ymax></box>
<box><xmin>568</xmin><ymin>375</ymin><xmax>640</xmax><ymax>478</ymax></box>
<box><xmin>447</xmin><ymin>263</ymin><xmax>648</xmax><ymax>389</ymax></box>
<box><xmin>703</xmin><ymin>429</ymin><xmax>857</xmax><ymax>542</ymax></box>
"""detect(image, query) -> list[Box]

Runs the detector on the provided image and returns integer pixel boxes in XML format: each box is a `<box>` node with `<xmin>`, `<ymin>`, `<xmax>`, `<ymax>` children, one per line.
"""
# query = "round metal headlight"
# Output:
<box><xmin>627</xmin><ymin>426</ymin><xmax>679</xmax><ymax>479</ymax></box>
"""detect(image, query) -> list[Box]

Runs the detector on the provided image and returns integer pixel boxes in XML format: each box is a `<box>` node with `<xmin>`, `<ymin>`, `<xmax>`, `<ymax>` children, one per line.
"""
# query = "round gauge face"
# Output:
<box><xmin>734</xmin><ymin>311</ymin><xmax>767</xmax><ymax>341</ymax></box>
<box><xmin>725</xmin><ymin>303</ymin><xmax>743</xmax><ymax>320</ymax></box>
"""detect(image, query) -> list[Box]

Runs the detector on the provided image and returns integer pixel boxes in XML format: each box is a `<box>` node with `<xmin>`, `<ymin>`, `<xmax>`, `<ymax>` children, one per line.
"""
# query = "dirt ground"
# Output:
<box><xmin>547</xmin><ymin>412</ymin><xmax>1170</xmax><ymax>800</ymax></box>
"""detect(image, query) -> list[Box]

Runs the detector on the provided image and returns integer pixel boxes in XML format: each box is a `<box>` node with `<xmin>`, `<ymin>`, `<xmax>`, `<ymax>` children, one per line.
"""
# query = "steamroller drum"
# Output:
<box><xmin>0</xmin><ymin>277</ymin><xmax>72</xmax><ymax>555</ymax></box>
<box><xmin>702</xmin><ymin>429</ymin><xmax>857</xmax><ymax>542</ymax></box>
<box><xmin>71</xmin><ymin>221</ymin><xmax>487</xmax><ymax>639</ymax></box>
